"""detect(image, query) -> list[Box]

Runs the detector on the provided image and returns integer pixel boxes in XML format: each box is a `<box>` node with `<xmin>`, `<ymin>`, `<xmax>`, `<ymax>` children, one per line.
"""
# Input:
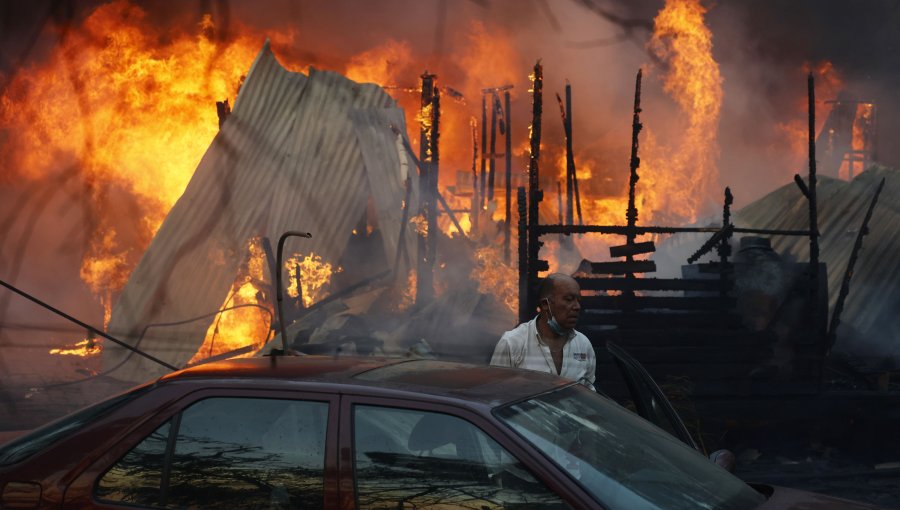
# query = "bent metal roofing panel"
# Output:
<box><xmin>104</xmin><ymin>41</ymin><xmax>416</xmax><ymax>381</ymax></box>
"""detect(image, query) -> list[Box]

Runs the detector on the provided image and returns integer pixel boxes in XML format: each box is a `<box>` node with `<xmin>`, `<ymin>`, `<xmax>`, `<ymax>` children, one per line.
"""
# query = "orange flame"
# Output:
<box><xmin>645</xmin><ymin>0</ymin><xmax>723</xmax><ymax>225</ymax></box>
<box><xmin>188</xmin><ymin>239</ymin><xmax>272</xmax><ymax>364</ymax></box>
<box><xmin>285</xmin><ymin>253</ymin><xmax>340</xmax><ymax>307</ymax></box>
<box><xmin>472</xmin><ymin>245</ymin><xmax>517</xmax><ymax>313</ymax></box>
<box><xmin>49</xmin><ymin>336</ymin><xmax>102</xmax><ymax>357</ymax></box>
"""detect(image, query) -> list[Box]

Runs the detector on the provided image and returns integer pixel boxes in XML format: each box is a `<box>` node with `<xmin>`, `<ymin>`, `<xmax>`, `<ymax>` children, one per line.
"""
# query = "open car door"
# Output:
<box><xmin>606</xmin><ymin>341</ymin><xmax>702</xmax><ymax>453</ymax></box>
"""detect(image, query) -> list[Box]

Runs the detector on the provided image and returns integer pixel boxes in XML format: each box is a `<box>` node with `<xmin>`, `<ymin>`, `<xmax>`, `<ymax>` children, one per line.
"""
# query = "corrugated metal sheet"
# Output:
<box><xmin>735</xmin><ymin>165</ymin><xmax>900</xmax><ymax>366</ymax></box>
<box><xmin>104</xmin><ymin>42</ymin><xmax>415</xmax><ymax>381</ymax></box>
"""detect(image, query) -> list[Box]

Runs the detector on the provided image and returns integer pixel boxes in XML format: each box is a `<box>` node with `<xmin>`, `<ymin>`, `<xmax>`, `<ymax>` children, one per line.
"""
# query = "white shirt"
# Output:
<box><xmin>490</xmin><ymin>317</ymin><xmax>596</xmax><ymax>391</ymax></box>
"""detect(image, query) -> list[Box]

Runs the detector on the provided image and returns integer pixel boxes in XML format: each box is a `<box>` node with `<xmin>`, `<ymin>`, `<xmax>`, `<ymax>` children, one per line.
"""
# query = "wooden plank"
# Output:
<box><xmin>609</xmin><ymin>241</ymin><xmax>656</xmax><ymax>258</ymax></box>
<box><xmin>582</xmin><ymin>260</ymin><xmax>656</xmax><ymax>275</ymax></box>
<box><xmin>580</xmin><ymin>295</ymin><xmax>736</xmax><ymax>311</ymax></box>
<box><xmin>575</xmin><ymin>277</ymin><xmax>731</xmax><ymax>292</ymax></box>
<box><xmin>581</xmin><ymin>327</ymin><xmax>775</xmax><ymax>347</ymax></box>
<box><xmin>579</xmin><ymin>311</ymin><xmax>743</xmax><ymax>329</ymax></box>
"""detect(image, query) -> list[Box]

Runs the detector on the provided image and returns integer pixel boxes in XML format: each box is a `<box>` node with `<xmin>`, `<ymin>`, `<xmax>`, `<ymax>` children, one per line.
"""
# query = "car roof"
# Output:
<box><xmin>159</xmin><ymin>356</ymin><xmax>568</xmax><ymax>407</ymax></box>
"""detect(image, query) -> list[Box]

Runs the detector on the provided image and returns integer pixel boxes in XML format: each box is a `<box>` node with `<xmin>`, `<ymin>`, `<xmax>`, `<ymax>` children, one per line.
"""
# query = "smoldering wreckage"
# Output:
<box><xmin>3</xmin><ymin>35</ymin><xmax>900</xmax><ymax>504</ymax></box>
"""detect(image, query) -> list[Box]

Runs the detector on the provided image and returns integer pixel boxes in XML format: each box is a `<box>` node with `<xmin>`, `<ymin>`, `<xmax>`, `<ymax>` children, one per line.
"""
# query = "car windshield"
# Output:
<box><xmin>0</xmin><ymin>383</ymin><xmax>152</xmax><ymax>466</ymax></box>
<box><xmin>494</xmin><ymin>385</ymin><xmax>765</xmax><ymax>510</ymax></box>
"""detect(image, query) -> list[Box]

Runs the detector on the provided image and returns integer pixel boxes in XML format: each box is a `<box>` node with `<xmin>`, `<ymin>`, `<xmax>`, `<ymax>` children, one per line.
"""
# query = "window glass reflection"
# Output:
<box><xmin>353</xmin><ymin>405</ymin><xmax>570</xmax><ymax>510</ymax></box>
<box><xmin>96</xmin><ymin>397</ymin><xmax>328</xmax><ymax>509</ymax></box>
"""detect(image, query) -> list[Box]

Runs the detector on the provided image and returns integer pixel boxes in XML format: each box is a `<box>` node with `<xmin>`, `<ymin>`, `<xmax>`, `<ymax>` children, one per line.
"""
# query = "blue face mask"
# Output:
<box><xmin>543</xmin><ymin>299</ymin><xmax>567</xmax><ymax>336</ymax></box>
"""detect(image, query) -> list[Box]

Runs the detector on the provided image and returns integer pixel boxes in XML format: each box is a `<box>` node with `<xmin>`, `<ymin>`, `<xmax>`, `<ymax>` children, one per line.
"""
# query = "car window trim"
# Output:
<box><xmin>63</xmin><ymin>387</ymin><xmax>339</xmax><ymax>509</ymax></box>
<box><xmin>339</xmin><ymin>394</ymin><xmax>598</xmax><ymax>510</ymax></box>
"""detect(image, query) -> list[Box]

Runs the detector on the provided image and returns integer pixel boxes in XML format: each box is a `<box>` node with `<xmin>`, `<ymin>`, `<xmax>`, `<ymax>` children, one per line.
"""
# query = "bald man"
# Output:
<box><xmin>490</xmin><ymin>273</ymin><xmax>596</xmax><ymax>390</ymax></box>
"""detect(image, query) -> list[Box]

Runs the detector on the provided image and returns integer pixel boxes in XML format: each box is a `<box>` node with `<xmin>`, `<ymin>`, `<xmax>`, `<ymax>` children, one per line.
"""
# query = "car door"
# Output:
<box><xmin>338</xmin><ymin>395</ymin><xmax>597</xmax><ymax>510</ymax></box>
<box><xmin>606</xmin><ymin>341</ymin><xmax>701</xmax><ymax>452</ymax></box>
<box><xmin>63</xmin><ymin>387</ymin><xmax>339</xmax><ymax>509</ymax></box>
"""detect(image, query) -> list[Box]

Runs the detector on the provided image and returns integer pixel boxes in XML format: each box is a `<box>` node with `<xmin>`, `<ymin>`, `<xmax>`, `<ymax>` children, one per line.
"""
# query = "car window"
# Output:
<box><xmin>96</xmin><ymin>397</ymin><xmax>328</xmax><ymax>509</ymax></box>
<box><xmin>0</xmin><ymin>384</ymin><xmax>152</xmax><ymax>466</ymax></box>
<box><xmin>495</xmin><ymin>385</ymin><xmax>765</xmax><ymax>510</ymax></box>
<box><xmin>352</xmin><ymin>405</ymin><xmax>571</xmax><ymax>510</ymax></box>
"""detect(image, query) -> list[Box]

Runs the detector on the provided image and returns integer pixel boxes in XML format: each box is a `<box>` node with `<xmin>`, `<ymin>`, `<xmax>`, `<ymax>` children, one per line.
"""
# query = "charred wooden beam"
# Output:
<box><xmin>626</xmin><ymin>69</ymin><xmax>644</xmax><ymax>252</ymax></box>
<box><xmin>794</xmin><ymin>174</ymin><xmax>810</xmax><ymax>199</ymax></box>
<box><xmin>575</xmin><ymin>277</ymin><xmax>732</xmax><ymax>292</ymax></box>
<box><xmin>579</xmin><ymin>260</ymin><xmax>657</xmax><ymax>275</ymax></box>
<box><xmin>426</xmin><ymin>87</ymin><xmax>441</xmax><ymax>286</ymax></box>
<box><xmin>827</xmin><ymin>177</ymin><xmax>886</xmax><ymax>352</ymax></box>
<box><xmin>517</xmin><ymin>186</ymin><xmax>529</xmax><ymax>323</ymax></box>
<box><xmin>568</xmin><ymin>83</ymin><xmax>583</xmax><ymax>226</ymax></box>
<box><xmin>526</xmin><ymin>61</ymin><xmax>544</xmax><ymax>316</ymax></box>
<box><xmin>556</xmin><ymin>91</ymin><xmax>574</xmax><ymax>225</ymax></box>
<box><xmin>539</xmin><ymin>224</ymin><xmax>810</xmax><ymax>236</ymax></box>
<box><xmin>718</xmin><ymin>187</ymin><xmax>734</xmax><ymax>296</ymax></box>
<box><xmin>504</xmin><ymin>90</ymin><xmax>512</xmax><ymax>263</ymax></box>
<box><xmin>480</xmin><ymin>94</ymin><xmax>488</xmax><ymax>211</ymax></box>
<box><xmin>609</xmin><ymin>241</ymin><xmax>655</xmax><ymax>258</ymax></box>
<box><xmin>807</xmin><ymin>73</ymin><xmax>821</xmax><ymax>334</ymax></box>
<box><xmin>416</xmin><ymin>71</ymin><xmax>437</xmax><ymax>305</ymax></box>
<box><xmin>471</xmin><ymin>118</ymin><xmax>479</xmax><ymax>232</ymax></box>
<box><xmin>581</xmin><ymin>295</ymin><xmax>736</xmax><ymax>311</ymax></box>
<box><xmin>488</xmin><ymin>93</ymin><xmax>499</xmax><ymax>201</ymax></box>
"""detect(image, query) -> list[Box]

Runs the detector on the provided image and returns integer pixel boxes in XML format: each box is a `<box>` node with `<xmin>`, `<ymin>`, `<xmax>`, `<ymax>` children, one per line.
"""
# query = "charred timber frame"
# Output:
<box><xmin>416</xmin><ymin>72</ymin><xmax>437</xmax><ymax>305</ymax></box>
<box><xmin>504</xmin><ymin>91</ymin><xmax>513</xmax><ymax>262</ymax></box>
<box><xmin>526</xmin><ymin>61</ymin><xmax>545</xmax><ymax>321</ymax></box>
<box><xmin>826</xmin><ymin>177</ymin><xmax>886</xmax><ymax>352</ymax></box>
<box><xmin>517</xmin><ymin>186</ymin><xmax>528</xmax><ymax>322</ymax></box>
<box><xmin>807</xmin><ymin>73</ymin><xmax>821</xmax><ymax>335</ymax></box>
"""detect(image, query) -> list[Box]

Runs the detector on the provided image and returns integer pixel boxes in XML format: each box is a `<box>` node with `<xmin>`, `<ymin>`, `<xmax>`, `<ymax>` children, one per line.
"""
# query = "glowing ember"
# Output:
<box><xmin>49</xmin><ymin>336</ymin><xmax>101</xmax><ymax>357</ymax></box>
<box><xmin>410</xmin><ymin>214</ymin><xmax>429</xmax><ymax>236</ymax></box>
<box><xmin>285</xmin><ymin>253</ymin><xmax>340</xmax><ymax>308</ymax></box>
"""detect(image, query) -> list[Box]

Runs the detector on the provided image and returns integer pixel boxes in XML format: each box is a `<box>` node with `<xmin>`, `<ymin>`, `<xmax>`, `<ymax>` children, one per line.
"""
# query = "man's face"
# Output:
<box><xmin>547</xmin><ymin>278</ymin><xmax>581</xmax><ymax>330</ymax></box>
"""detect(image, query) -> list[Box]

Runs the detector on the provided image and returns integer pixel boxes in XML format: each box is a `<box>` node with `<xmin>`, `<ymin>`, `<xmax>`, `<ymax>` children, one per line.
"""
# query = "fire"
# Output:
<box><xmin>49</xmin><ymin>335</ymin><xmax>101</xmax><ymax>357</ymax></box>
<box><xmin>472</xmin><ymin>245</ymin><xmax>517</xmax><ymax>313</ymax></box>
<box><xmin>644</xmin><ymin>0</ymin><xmax>724</xmax><ymax>224</ymax></box>
<box><xmin>79</xmin><ymin>230</ymin><xmax>130</xmax><ymax>329</ymax></box>
<box><xmin>188</xmin><ymin>239</ymin><xmax>273</xmax><ymax>364</ymax></box>
<box><xmin>284</xmin><ymin>253</ymin><xmax>340</xmax><ymax>308</ymax></box>
<box><xmin>775</xmin><ymin>61</ymin><xmax>844</xmax><ymax>169</ymax></box>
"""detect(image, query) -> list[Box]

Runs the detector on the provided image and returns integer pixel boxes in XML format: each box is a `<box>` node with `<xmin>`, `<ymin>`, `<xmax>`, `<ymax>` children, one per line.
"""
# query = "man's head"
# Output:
<box><xmin>537</xmin><ymin>273</ymin><xmax>582</xmax><ymax>331</ymax></box>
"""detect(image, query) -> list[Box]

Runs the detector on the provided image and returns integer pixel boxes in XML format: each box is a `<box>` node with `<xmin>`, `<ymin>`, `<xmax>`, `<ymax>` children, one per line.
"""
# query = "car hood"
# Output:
<box><xmin>756</xmin><ymin>485</ymin><xmax>886</xmax><ymax>509</ymax></box>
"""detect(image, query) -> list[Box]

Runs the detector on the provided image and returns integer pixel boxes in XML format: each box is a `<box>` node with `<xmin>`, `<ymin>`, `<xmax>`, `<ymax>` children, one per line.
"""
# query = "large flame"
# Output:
<box><xmin>645</xmin><ymin>0</ymin><xmax>723</xmax><ymax>224</ymax></box>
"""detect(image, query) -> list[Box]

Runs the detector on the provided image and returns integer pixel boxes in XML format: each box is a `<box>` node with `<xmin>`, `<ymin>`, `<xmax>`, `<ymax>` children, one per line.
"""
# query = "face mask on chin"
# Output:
<box><xmin>543</xmin><ymin>299</ymin><xmax>567</xmax><ymax>336</ymax></box>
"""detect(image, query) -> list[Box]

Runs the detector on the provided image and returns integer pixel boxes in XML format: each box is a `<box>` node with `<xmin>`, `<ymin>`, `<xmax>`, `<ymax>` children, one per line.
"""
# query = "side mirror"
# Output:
<box><xmin>709</xmin><ymin>449</ymin><xmax>736</xmax><ymax>473</ymax></box>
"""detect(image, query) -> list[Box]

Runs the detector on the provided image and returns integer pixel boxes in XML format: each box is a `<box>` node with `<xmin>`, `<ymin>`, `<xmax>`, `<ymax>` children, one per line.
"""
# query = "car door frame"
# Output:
<box><xmin>63</xmin><ymin>386</ymin><xmax>340</xmax><ymax>509</ymax></box>
<box><xmin>337</xmin><ymin>393</ymin><xmax>600</xmax><ymax>510</ymax></box>
<box><xmin>606</xmin><ymin>341</ymin><xmax>701</xmax><ymax>451</ymax></box>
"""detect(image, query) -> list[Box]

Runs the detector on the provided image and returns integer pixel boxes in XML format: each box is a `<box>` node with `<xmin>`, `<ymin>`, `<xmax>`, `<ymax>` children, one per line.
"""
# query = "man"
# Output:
<box><xmin>490</xmin><ymin>273</ymin><xmax>596</xmax><ymax>390</ymax></box>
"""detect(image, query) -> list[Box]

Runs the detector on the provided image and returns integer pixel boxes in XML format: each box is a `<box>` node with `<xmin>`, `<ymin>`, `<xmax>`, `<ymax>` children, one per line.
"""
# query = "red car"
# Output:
<box><xmin>0</xmin><ymin>354</ymin><xmax>883</xmax><ymax>509</ymax></box>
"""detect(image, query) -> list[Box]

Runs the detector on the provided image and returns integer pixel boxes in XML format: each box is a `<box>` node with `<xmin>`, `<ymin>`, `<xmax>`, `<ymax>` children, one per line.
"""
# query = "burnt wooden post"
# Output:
<box><xmin>416</xmin><ymin>71</ymin><xmax>437</xmax><ymax>305</ymax></box>
<box><xmin>719</xmin><ymin>187</ymin><xmax>733</xmax><ymax>295</ymax></box>
<box><xmin>480</xmin><ymin>94</ymin><xmax>488</xmax><ymax>211</ymax></box>
<box><xmin>427</xmin><ymin>87</ymin><xmax>441</xmax><ymax>288</ymax></box>
<box><xmin>526</xmin><ymin>61</ymin><xmax>546</xmax><ymax>315</ymax></box>
<box><xmin>488</xmin><ymin>93</ymin><xmax>498</xmax><ymax>202</ymax></box>
<box><xmin>557</xmin><ymin>83</ymin><xmax>578</xmax><ymax>226</ymax></box>
<box><xmin>625</xmin><ymin>69</ymin><xmax>644</xmax><ymax>287</ymax></box>
<box><xmin>517</xmin><ymin>186</ymin><xmax>528</xmax><ymax>323</ymax></box>
<box><xmin>808</xmin><ymin>73</ymin><xmax>820</xmax><ymax>307</ymax></box>
<box><xmin>567</xmin><ymin>83</ymin><xmax>583</xmax><ymax>225</ymax></box>
<box><xmin>504</xmin><ymin>90</ymin><xmax>513</xmax><ymax>263</ymax></box>
<box><xmin>471</xmin><ymin>119</ymin><xmax>479</xmax><ymax>232</ymax></box>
